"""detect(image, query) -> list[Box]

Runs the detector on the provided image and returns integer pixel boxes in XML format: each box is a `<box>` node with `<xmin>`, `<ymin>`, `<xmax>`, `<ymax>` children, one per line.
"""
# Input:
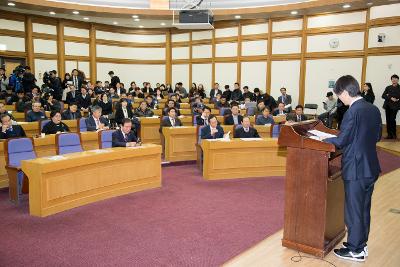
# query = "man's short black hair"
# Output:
<box><xmin>121</xmin><ymin>118</ymin><xmax>132</xmax><ymax>125</ymax></box>
<box><xmin>391</xmin><ymin>74</ymin><xmax>399</xmax><ymax>80</ymax></box>
<box><xmin>261</xmin><ymin>107</ymin><xmax>271</xmax><ymax>112</ymax></box>
<box><xmin>167</xmin><ymin>107</ymin><xmax>176</xmax><ymax>113</ymax></box>
<box><xmin>333</xmin><ymin>75</ymin><xmax>360</xmax><ymax>97</ymax></box>
<box><xmin>208</xmin><ymin>114</ymin><xmax>217</xmax><ymax>123</ymax></box>
<box><xmin>69</xmin><ymin>102</ymin><xmax>78</xmax><ymax>107</ymax></box>
<box><xmin>203</xmin><ymin>106</ymin><xmax>211</xmax><ymax>112</ymax></box>
<box><xmin>295</xmin><ymin>105</ymin><xmax>303</xmax><ymax>110</ymax></box>
<box><xmin>243</xmin><ymin>86</ymin><xmax>249</xmax><ymax>90</ymax></box>
<box><xmin>224</xmin><ymin>85</ymin><xmax>229</xmax><ymax>89</ymax></box>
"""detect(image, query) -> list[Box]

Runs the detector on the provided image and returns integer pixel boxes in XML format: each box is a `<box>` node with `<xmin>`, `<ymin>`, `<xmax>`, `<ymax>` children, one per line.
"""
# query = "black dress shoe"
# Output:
<box><xmin>384</xmin><ymin>136</ymin><xmax>393</xmax><ymax>139</ymax></box>
<box><xmin>333</xmin><ymin>247</ymin><xmax>365</xmax><ymax>262</ymax></box>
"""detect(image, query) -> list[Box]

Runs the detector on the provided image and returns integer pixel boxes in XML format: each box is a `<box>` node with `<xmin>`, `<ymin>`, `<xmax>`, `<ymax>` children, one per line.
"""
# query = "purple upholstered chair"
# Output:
<box><xmin>219</xmin><ymin>107</ymin><xmax>230</xmax><ymax>116</ymax></box>
<box><xmin>56</xmin><ymin>133</ymin><xmax>83</xmax><ymax>155</ymax></box>
<box><xmin>79</xmin><ymin>118</ymin><xmax>87</xmax><ymax>132</ymax></box>
<box><xmin>271</xmin><ymin>124</ymin><xmax>281</xmax><ymax>138</ymax></box>
<box><xmin>99</xmin><ymin>130</ymin><xmax>115</xmax><ymax>149</ymax></box>
<box><xmin>40</xmin><ymin>119</ymin><xmax>50</xmax><ymax>132</ymax></box>
<box><xmin>5</xmin><ymin>138</ymin><xmax>36</xmax><ymax>203</ymax></box>
<box><xmin>193</xmin><ymin>115</ymin><xmax>199</xmax><ymax>126</ymax></box>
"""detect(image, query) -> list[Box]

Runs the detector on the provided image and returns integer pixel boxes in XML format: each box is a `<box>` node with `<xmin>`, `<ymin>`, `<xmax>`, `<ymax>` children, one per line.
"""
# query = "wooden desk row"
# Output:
<box><xmin>0</xmin><ymin>132</ymin><xmax>99</xmax><ymax>189</ymax></box>
<box><xmin>21</xmin><ymin>145</ymin><xmax>162</xmax><ymax>217</ymax></box>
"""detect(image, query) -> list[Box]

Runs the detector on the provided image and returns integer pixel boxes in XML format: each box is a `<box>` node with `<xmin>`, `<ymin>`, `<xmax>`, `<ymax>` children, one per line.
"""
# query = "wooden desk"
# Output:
<box><xmin>64</xmin><ymin>120</ymin><xmax>78</xmax><ymax>133</ymax></box>
<box><xmin>162</xmin><ymin>126</ymin><xmax>197</xmax><ymax>162</ymax></box>
<box><xmin>221</xmin><ymin>125</ymin><xmax>234</xmax><ymax>138</ymax></box>
<box><xmin>80</xmin><ymin>131</ymin><xmax>99</xmax><ymax>150</ymax></box>
<box><xmin>19</xmin><ymin>122</ymin><xmax>39</xmax><ymax>137</ymax></box>
<box><xmin>201</xmin><ymin>138</ymin><xmax>286</xmax><ymax>180</ymax></box>
<box><xmin>12</xmin><ymin>112</ymin><xmax>25</xmax><ymax>122</ymax></box>
<box><xmin>152</xmin><ymin>109</ymin><xmax>163</xmax><ymax>116</ymax></box>
<box><xmin>21</xmin><ymin>145</ymin><xmax>162</xmax><ymax>217</ymax></box>
<box><xmin>33</xmin><ymin>134</ymin><xmax>57</xmax><ymax>157</ymax></box>
<box><xmin>274</xmin><ymin>115</ymin><xmax>286</xmax><ymax>123</ymax></box>
<box><xmin>180</xmin><ymin>109</ymin><xmax>192</xmax><ymax>116</ymax></box>
<box><xmin>180</xmin><ymin>116</ymin><xmax>193</xmax><ymax>126</ymax></box>
<box><xmin>140</xmin><ymin>117</ymin><xmax>161</xmax><ymax>144</ymax></box>
<box><xmin>254</xmin><ymin>125</ymin><xmax>272</xmax><ymax>138</ymax></box>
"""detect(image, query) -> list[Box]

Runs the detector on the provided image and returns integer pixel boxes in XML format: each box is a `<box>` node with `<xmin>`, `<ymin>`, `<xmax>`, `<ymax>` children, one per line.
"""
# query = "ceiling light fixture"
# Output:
<box><xmin>7</xmin><ymin>2</ymin><xmax>16</xmax><ymax>6</ymax></box>
<box><xmin>132</xmin><ymin>15</ymin><xmax>139</xmax><ymax>19</ymax></box>
<box><xmin>234</xmin><ymin>15</ymin><xmax>241</xmax><ymax>19</ymax></box>
<box><xmin>139</xmin><ymin>25</ymin><xmax>144</xmax><ymax>28</ymax></box>
<box><xmin>291</xmin><ymin>11</ymin><xmax>298</xmax><ymax>15</ymax></box>
<box><xmin>83</xmin><ymin>17</ymin><xmax>89</xmax><ymax>21</ymax></box>
<box><xmin>72</xmin><ymin>11</ymin><xmax>79</xmax><ymax>14</ymax></box>
<box><xmin>113</xmin><ymin>21</ymin><xmax>118</xmax><ymax>25</ymax></box>
<box><xmin>160</xmin><ymin>22</ymin><xmax>166</xmax><ymax>26</ymax></box>
<box><xmin>49</xmin><ymin>11</ymin><xmax>56</xmax><ymax>15</ymax></box>
<box><xmin>343</xmin><ymin>4</ymin><xmax>351</xmax><ymax>8</ymax></box>
<box><xmin>366</xmin><ymin>2</ymin><xmax>373</xmax><ymax>5</ymax></box>
<box><xmin>134</xmin><ymin>18</ymin><xmax>140</xmax><ymax>22</ymax></box>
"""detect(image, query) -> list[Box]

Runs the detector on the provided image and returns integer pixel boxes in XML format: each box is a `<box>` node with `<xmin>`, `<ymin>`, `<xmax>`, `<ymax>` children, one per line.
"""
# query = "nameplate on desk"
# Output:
<box><xmin>240</xmin><ymin>138</ymin><xmax>263</xmax><ymax>141</ymax></box>
<box><xmin>89</xmin><ymin>149</ymin><xmax>111</xmax><ymax>154</ymax></box>
<box><xmin>46</xmin><ymin>155</ymin><xmax>67</xmax><ymax>161</ymax></box>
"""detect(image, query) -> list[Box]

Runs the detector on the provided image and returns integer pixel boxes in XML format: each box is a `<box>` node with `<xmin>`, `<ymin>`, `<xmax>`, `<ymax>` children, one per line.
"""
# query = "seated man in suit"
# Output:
<box><xmin>135</xmin><ymin>101</ymin><xmax>154</xmax><ymax>117</ymax></box>
<box><xmin>62</xmin><ymin>102</ymin><xmax>82</xmax><ymax>120</ymax></box>
<box><xmin>272</xmin><ymin>102</ymin><xmax>287</xmax><ymax>116</ymax></box>
<box><xmin>256</xmin><ymin>107</ymin><xmax>275</xmax><ymax>125</ymax></box>
<box><xmin>85</xmin><ymin>105</ymin><xmax>110</xmax><ymax>131</ymax></box>
<box><xmin>0</xmin><ymin>114</ymin><xmax>26</xmax><ymax>139</ymax></box>
<box><xmin>41</xmin><ymin>110</ymin><xmax>70</xmax><ymax>135</ymax></box>
<box><xmin>76</xmin><ymin>87</ymin><xmax>92</xmax><ymax>113</ymax></box>
<box><xmin>287</xmin><ymin>105</ymin><xmax>307</xmax><ymax>122</ymax></box>
<box><xmin>160</xmin><ymin>107</ymin><xmax>182</xmax><ymax>131</ymax></box>
<box><xmin>196</xmin><ymin>106</ymin><xmax>211</xmax><ymax>126</ymax></box>
<box><xmin>225</xmin><ymin>104</ymin><xmax>243</xmax><ymax>125</ymax></box>
<box><xmin>215</xmin><ymin>95</ymin><xmax>230</xmax><ymax>109</ymax></box>
<box><xmin>234</xmin><ymin>116</ymin><xmax>260</xmax><ymax>138</ymax></box>
<box><xmin>26</xmin><ymin>101</ymin><xmax>47</xmax><ymax>122</ymax></box>
<box><xmin>65</xmin><ymin>85</ymin><xmax>78</xmax><ymax>105</ymax></box>
<box><xmin>201</xmin><ymin>115</ymin><xmax>224</xmax><ymax>139</ymax></box>
<box><xmin>112</xmin><ymin>118</ymin><xmax>137</xmax><ymax>147</ymax></box>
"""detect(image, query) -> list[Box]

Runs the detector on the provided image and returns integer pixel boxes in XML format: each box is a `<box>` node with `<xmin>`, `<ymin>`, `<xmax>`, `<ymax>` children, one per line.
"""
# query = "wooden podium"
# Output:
<box><xmin>278</xmin><ymin>120</ymin><xmax>345</xmax><ymax>258</ymax></box>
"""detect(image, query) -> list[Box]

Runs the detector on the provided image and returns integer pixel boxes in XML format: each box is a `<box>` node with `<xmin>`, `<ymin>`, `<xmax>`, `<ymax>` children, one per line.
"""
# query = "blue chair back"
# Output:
<box><xmin>7</xmin><ymin>138</ymin><xmax>36</xmax><ymax>167</ymax></box>
<box><xmin>40</xmin><ymin>119</ymin><xmax>50</xmax><ymax>131</ymax></box>
<box><xmin>219</xmin><ymin>107</ymin><xmax>230</xmax><ymax>116</ymax></box>
<box><xmin>247</xmin><ymin>107</ymin><xmax>257</xmax><ymax>116</ymax></box>
<box><xmin>100</xmin><ymin>130</ymin><xmax>115</xmax><ymax>149</ymax></box>
<box><xmin>272</xmin><ymin>124</ymin><xmax>281</xmax><ymax>138</ymax></box>
<box><xmin>235</xmin><ymin>124</ymin><xmax>243</xmax><ymax>130</ymax></box>
<box><xmin>57</xmin><ymin>133</ymin><xmax>83</xmax><ymax>155</ymax></box>
<box><xmin>79</xmin><ymin>118</ymin><xmax>87</xmax><ymax>132</ymax></box>
<box><xmin>198</xmin><ymin>125</ymin><xmax>206</xmax><ymax>144</ymax></box>
<box><xmin>193</xmin><ymin>115</ymin><xmax>199</xmax><ymax>126</ymax></box>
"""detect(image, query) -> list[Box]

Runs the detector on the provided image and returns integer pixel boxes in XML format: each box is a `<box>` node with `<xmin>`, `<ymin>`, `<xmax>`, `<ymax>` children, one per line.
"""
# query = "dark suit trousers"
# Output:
<box><xmin>385</xmin><ymin>108</ymin><xmax>398</xmax><ymax>137</ymax></box>
<box><xmin>344</xmin><ymin>177</ymin><xmax>376</xmax><ymax>253</ymax></box>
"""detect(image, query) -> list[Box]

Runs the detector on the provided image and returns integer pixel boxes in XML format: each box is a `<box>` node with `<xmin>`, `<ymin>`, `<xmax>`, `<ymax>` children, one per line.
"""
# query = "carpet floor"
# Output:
<box><xmin>0</xmin><ymin>149</ymin><xmax>398</xmax><ymax>266</ymax></box>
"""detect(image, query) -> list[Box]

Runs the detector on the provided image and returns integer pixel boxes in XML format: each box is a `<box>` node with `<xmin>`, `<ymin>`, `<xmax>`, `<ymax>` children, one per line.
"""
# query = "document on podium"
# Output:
<box><xmin>308</xmin><ymin>129</ymin><xmax>337</xmax><ymax>141</ymax></box>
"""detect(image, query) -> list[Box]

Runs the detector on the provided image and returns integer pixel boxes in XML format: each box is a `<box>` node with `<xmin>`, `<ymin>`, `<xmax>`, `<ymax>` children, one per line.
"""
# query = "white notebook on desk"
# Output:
<box><xmin>308</xmin><ymin>130</ymin><xmax>337</xmax><ymax>140</ymax></box>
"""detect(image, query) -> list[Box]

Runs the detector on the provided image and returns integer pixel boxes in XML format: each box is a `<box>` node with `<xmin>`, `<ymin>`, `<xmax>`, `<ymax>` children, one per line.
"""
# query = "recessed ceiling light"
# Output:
<box><xmin>132</xmin><ymin>15</ymin><xmax>139</xmax><ymax>19</ymax></box>
<box><xmin>7</xmin><ymin>2</ymin><xmax>15</xmax><ymax>6</ymax></box>
<box><xmin>291</xmin><ymin>11</ymin><xmax>298</xmax><ymax>15</ymax></box>
<box><xmin>139</xmin><ymin>25</ymin><xmax>144</xmax><ymax>28</ymax></box>
<box><xmin>366</xmin><ymin>2</ymin><xmax>373</xmax><ymax>5</ymax></box>
<box><xmin>134</xmin><ymin>18</ymin><xmax>140</xmax><ymax>22</ymax></box>
<box><xmin>234</xmin><ymin>15</ymin><xmax>241</xmax><ymax>19</ymax></box>
<box><xmin>160</xmin><ymin>22</ymin><xmax>166</xmax><ymax>26</ymax></box>
<box><xmin>83</xmin><ymin>17</ymin><xmax>89</xmax><ymax>21</ymax></box>
<box><xmin>113</xmin><ymin>21</ymin><xmax>118</xmax><ymax>25</ymax></box>
<box><xmin>49</xmin><ymin>11</ymin><xmax>56</xmax><ymax>15</ymax></box>
<box><xmin>72</xmin><ymin>11</ymin><xmax>79</xmax><ymax>14</ymax></box>
<box><xmin>343</xmin><ymin>4</ymin><xmax>351</xmax><ymax>8</ymax></box>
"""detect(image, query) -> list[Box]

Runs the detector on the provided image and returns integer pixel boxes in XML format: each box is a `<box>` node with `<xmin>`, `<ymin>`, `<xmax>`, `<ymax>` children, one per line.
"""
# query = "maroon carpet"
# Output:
<box><xmin>0</xmin><ymin>149</ymin><xmax>398</xmax><ymax>266</ymax></box>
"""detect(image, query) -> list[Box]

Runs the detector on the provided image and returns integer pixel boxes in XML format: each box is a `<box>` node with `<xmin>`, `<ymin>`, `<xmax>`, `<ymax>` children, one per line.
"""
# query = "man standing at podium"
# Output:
<box><xmin>323</xmin><ymin>75</ymin><xmax>382</xmax><ymax>262</ymax></box>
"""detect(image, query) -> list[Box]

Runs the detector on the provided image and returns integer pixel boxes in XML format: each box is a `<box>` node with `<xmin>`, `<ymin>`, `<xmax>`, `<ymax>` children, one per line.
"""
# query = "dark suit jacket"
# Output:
<box><xmin>115</xmin><ymin>88</ymin><xmax>127</xmax><ymax>96</ymax></box>
<box><xmin>71</xmin><ymin>75</ymin><xmax>83</xmax><ymax>90</ymax></box>
<box><xmin>286</xmin><ymin>113</ymin><xmax>307</xmax><ymax>122</ymax></box>
<box><xmin>196</xmin><ymin>116</ymin><xmax>208</xmax><ymax>126</ymax></box>
<box><xmin>325</xmin><ymin>98</ymin><xmax>382</xmax><ymax>180</ymax></box>
<box><xmin>77</xmin><ymin>94</ymin><xmax>92</xmax><ymax>109</ymax></box>
<box><xmin>66</xmin><ymin>91</ymin><xmax>78</xmax><ymax>105</ymax></box>
<box><xmin>160</xmin><ymin>117</ymin><xmax>182</xmax><ymax>128</ymax></box>
<box><xmin>110</xmin><ymin>76</ymin><xmax>121</xmax><ymax>89</ymax></box>
<box><xmin>277</xmin><ymin>94</ymin><xmax>292</xmax><ymax>105</ymax></box>
<box><xmin>224</xmin><ymin>114</ymin><xmax>243</xmax><ymax>125</ymax></box>
<box><xmin>61</xmin><ymin>110</ymin><xmax>82</xmax><ymax>120</ymax></box>
<box><xmin>112</xmin><ymin>129</ymin><xmax>137</xmax><ymax>147</ymax></box>
<box><xmin>85</xmin><ymin>116</ymin><xmax>110</xmax><ymax>131</ymax></box>
<box><xmin>0</xmin><ymin>125</ymin><xmax>26</xmax><ymax>139</ymax></box>
<box><xmin>200</xmin><ymin>125</ymin><xmax>224</xmax><ymax>139</ymax></box>
<box><xmin>115</xmin><ymin>107</ymin><xmax>133</xmax><ymax>125</ymax></box>
<box><xmin>231</xmin><ymin>89</ymin><xmax>243</xmax><ymax>102</ymax></box>
<box><xmin>210</xmin><ymin>89</ymin><xmax>222</xmax><ymax>99</ymax></box>
<box><xmin>382</xmin><ymin>84</ymin><xmax>400</xmax><ymax>110</ymax></box>
<box><xmin>272</xmin><ymin>109</ymin><xmax>287</xmax><ymax>116</ymax></box>
<box><xmin>234</xmin><ymin>127</ymin><xmax>260</xmax><ymax>138</ymax></box>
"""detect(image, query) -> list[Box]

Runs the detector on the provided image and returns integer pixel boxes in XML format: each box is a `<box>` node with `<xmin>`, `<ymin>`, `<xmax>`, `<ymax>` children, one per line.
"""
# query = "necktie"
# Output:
<box><xmin>95</xmin><ymin>118</ymin><xmax>100</xmax><ymax>128</ymax></box>
<box><xmin>74</xmin><ymin>76</ymin><xmax>78</xmax><ymax>88</ymax></box>
<box><xmin>72</xmin><ymin>113</ymin><xmax>75</xmax><ymax>120</ymax></box>
<box><xmin>298</xmin><ymin>115</ymin><xmax>301</xmax><ymax>122</ymax></box>
<box><xmin>171</xmin><ymin>119</ymin><xmax>175</xmax><ymax>127</ymax></box>
<box><xmin>124</xmin><ymin>133</ymin><xmax>128</xmax><ymax>142</ymax></box>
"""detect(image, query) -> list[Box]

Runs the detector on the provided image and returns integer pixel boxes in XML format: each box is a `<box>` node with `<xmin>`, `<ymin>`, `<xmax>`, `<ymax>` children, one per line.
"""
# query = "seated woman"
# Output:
<box><xmin>115</xmin><ymin>98</ymin><xmax>133</xmax><ymax>125</ymax></box>
<box><xmin>135</xmin><ymin>101</ymin><xmax>154</xmax><ymax>117</ymax></box>
<box><xmin>98</xmin><ymin>93</ymin><xmax>112</xmax><ymax>117</ymax></box>
<box><xmin>163</xmin><ymin>100</ymin><xmax>181</xmax><ymax>116</ymax></box>
<box><xmin>43</xmin><ymin>93</ymin><xmax>61</xmax><ymax>112</ymax></box>
<box><xmin>154</xmin><ymin>88</ymin><xmax>164</xmax><ymax>100</ymax></box>
<box><xmin>42</xmin><ymin>110</ymin><xmax>70</xmax><ymax>134</ymax></box>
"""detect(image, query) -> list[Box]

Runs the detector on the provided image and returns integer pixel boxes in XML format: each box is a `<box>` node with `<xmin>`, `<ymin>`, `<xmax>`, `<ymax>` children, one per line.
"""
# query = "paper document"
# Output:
<box><xmin>90</xmin><ymin>149</ymin><xmax>111</xmax><ymax>153</ymax></box>
<box><xmin>240</xmin><ymin>138</ymin><xmax>263</xmax><ymax>141</ymax></box>
<box><xmin>47</xmin><ymin>155</ymin><xmax>66</xmax><ymax>161</ymax></box>
<box><xmin>308</xmin><ymin>130</ymin><xmax>336</xmax><ymax>139</ymax></box>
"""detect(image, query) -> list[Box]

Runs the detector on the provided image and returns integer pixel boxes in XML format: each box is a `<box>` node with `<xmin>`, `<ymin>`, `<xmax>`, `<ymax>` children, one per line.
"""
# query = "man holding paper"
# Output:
<box><xmin>322</xmin><ymin>75</ymin><xmax>382</xmax><ymax>262</ymax></box>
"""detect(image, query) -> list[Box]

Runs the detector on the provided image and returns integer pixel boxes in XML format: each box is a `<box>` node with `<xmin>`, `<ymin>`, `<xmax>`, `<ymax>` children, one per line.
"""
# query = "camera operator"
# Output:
<box><xmin>22</xmin><ymin>66</ymin><xmax>37</xmax><ymax>93</ymax></box>
<box><xmin>0</xmin><ymin>67</ymin><xmax>9</xmax><ymax>99</ymax></box>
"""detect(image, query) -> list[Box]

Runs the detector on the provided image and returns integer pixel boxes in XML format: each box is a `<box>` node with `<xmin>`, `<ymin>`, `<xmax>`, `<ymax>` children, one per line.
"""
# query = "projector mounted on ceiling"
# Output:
<box><xmin>170</xmin><ymin>0</ymin><xmax>214</xmax><ymax>29</ymax></box>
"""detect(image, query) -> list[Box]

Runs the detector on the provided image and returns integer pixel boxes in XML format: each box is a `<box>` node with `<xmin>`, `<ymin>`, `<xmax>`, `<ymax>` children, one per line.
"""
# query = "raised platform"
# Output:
<box><xmin>377</xmin><ymin>141</ymin><xmax>400</xmax><ymax>157</ymax></box>
<box><xmin>224</xmin><ymin>168</ymin><xmax>400</xmax><ymax>267</ymax></box>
